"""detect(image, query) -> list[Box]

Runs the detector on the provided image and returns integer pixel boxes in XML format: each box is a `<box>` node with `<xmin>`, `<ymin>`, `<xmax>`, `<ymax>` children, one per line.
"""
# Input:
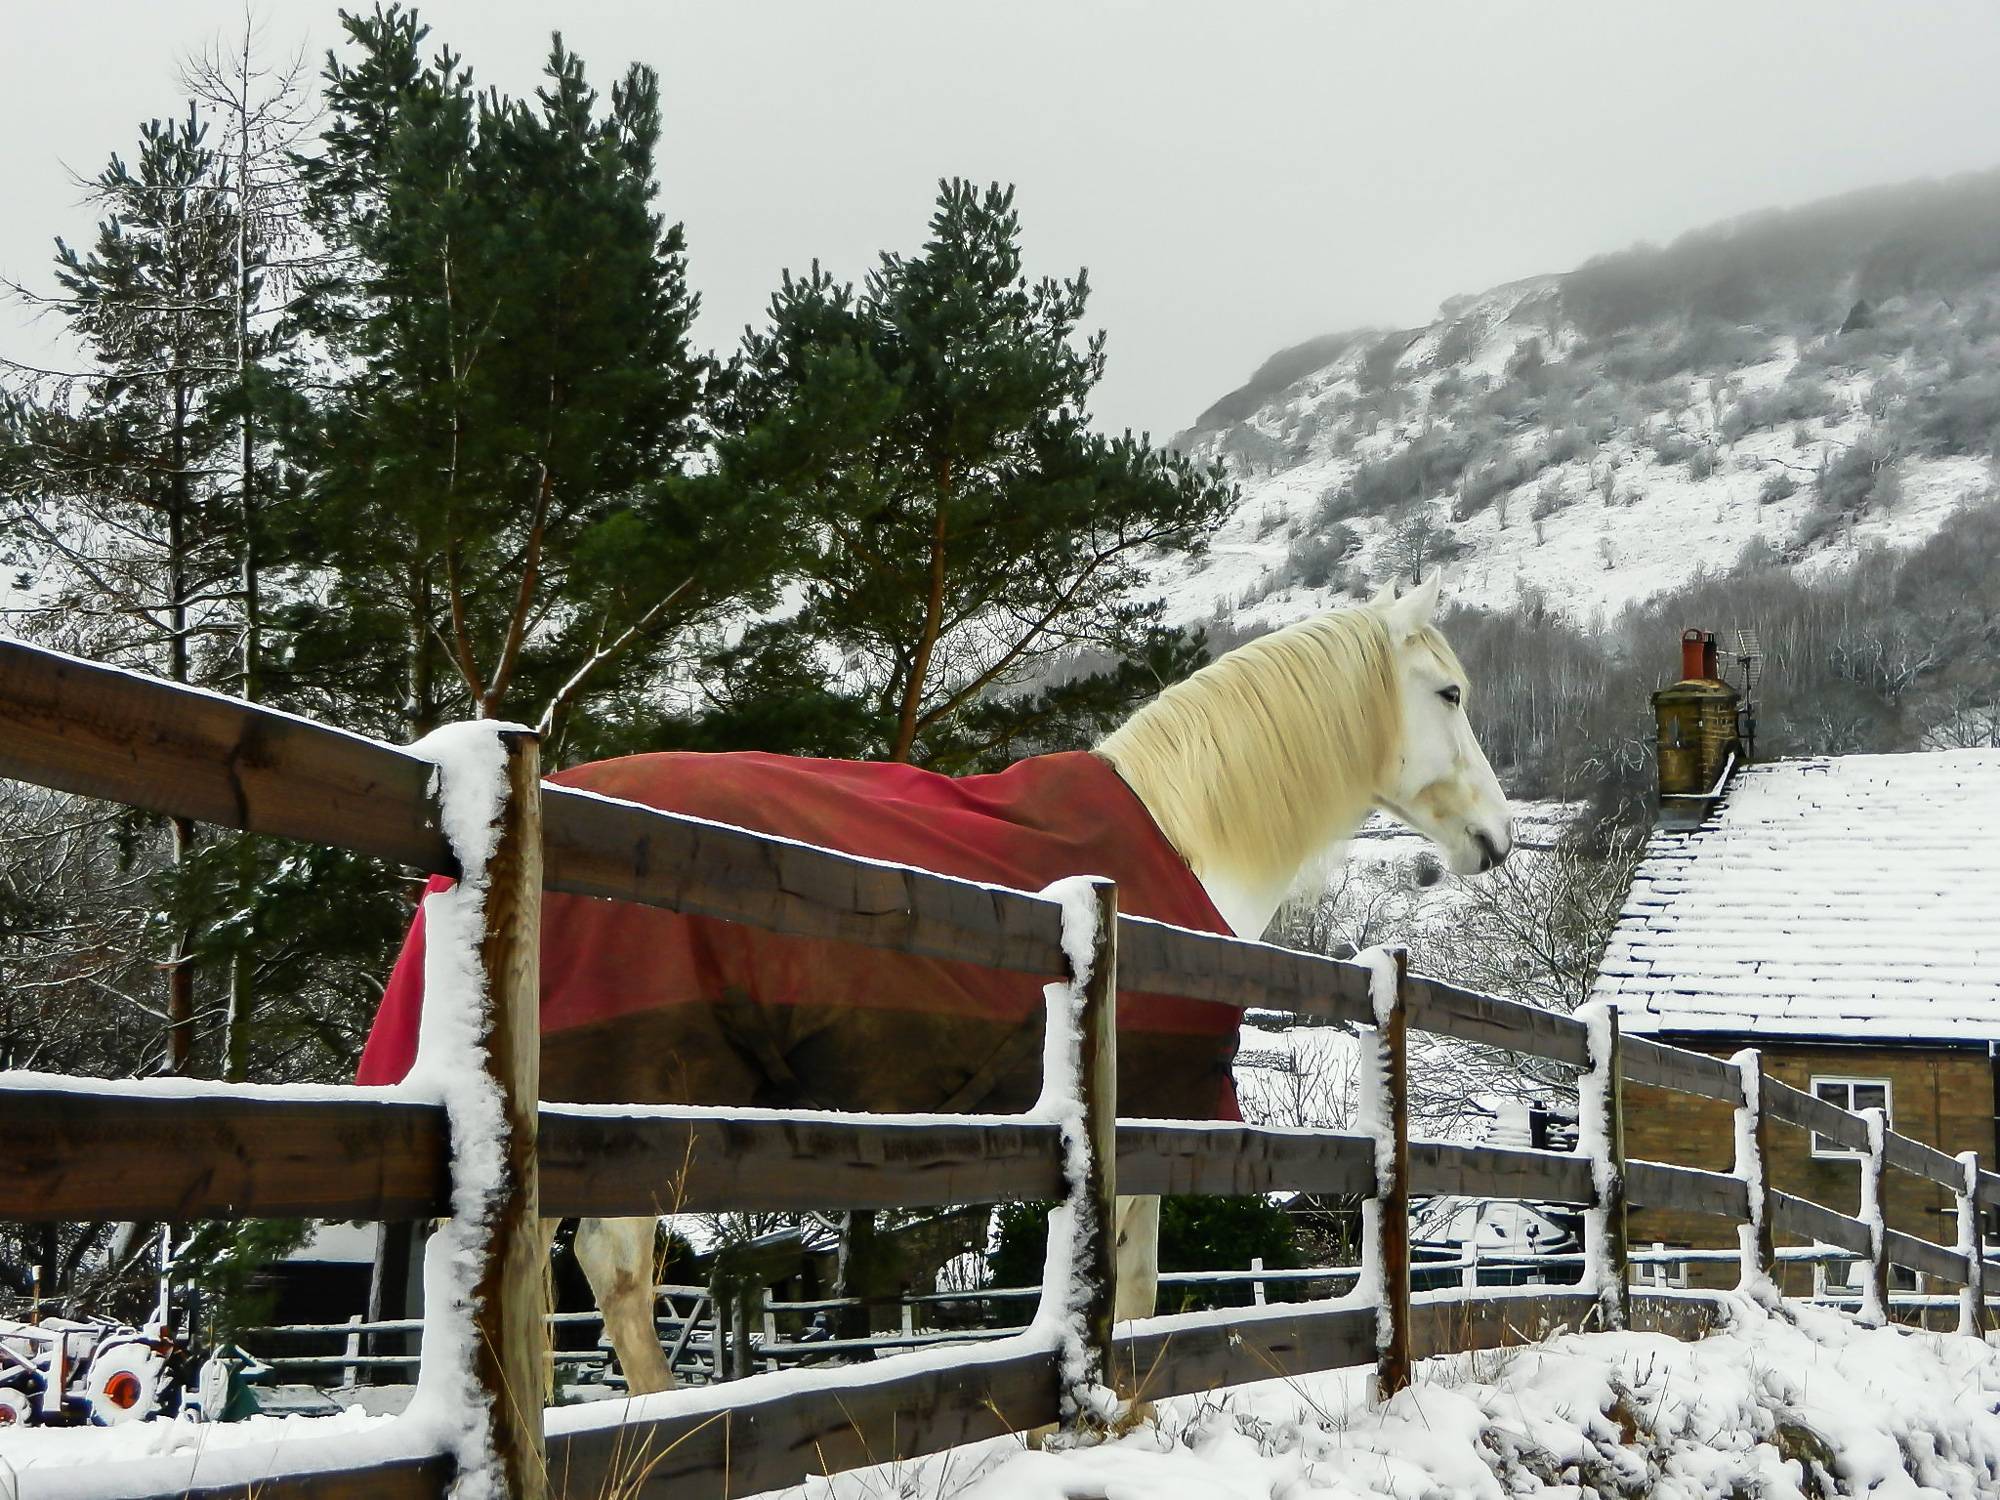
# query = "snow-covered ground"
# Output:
<box><xmin>0</xmin><ymin>1402</ymin><xmax>397</xmax><ymax>1485</ymax></box>
<box><xmin>787</xmin><ymin>1299</ymin><xmax>2000</xmax><ymax>1500</ymax></box>
<box><xmin>12</xmin><ymin>1300</ymin><xmax>1999</xmax><ymax>1500</ymax></box>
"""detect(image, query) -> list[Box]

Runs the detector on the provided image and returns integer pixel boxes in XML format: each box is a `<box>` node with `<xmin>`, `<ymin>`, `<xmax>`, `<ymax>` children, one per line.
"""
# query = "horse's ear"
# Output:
<box><xmin>1382</xmin><ymin>571</ymin><xmax>1444</xmax><ymax>638</ymax></box>
<box><xmin>1367</xmin><ymin>577</ymin><xmax>1399</xmax><ymax>611</ymax></box>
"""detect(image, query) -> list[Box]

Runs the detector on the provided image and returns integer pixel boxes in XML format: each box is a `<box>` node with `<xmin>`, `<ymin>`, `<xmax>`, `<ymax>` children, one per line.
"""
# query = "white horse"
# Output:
<box><xmin>558</xmin><ymin>572</ymin><xmax>1511</xmax><ymax>1390</ymax></box>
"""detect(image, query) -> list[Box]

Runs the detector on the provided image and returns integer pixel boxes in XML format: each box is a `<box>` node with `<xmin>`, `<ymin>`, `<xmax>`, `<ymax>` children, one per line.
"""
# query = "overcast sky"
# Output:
<box><xmin>8</xmin><ymin>1</ymin><xmax>2000</xmax><ymax>438</ymax></box>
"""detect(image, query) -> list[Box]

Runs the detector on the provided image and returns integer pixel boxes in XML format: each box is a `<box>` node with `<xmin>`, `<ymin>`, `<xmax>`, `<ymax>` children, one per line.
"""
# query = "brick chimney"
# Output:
<box><xmin>1653</xmin><ymin>627</ymin><xmax>1740</xmax><ymax>821</ymax></box>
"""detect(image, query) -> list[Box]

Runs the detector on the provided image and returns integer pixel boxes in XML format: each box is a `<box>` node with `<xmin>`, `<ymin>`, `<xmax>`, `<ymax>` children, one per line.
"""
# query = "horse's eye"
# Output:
<box><xmin>1438</xmin><ymin>686</ymin><xmax>1462</xmax><ymax>708</ymax></box>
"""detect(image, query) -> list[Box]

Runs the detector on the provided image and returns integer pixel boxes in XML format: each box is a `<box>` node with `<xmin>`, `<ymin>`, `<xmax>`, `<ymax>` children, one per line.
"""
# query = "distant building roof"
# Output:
<box><xmin>283</xmin><ymin>1222</ymin><xmax>377</xmax><ymax>1265</ymax></box>
<box><xmin>1595</xmin><ymin>749</ymin><xmax>2000</xmax><ymax>1043</ymax></box>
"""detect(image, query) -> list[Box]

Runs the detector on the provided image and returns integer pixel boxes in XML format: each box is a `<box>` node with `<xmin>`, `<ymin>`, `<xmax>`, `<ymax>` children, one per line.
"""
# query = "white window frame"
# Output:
<box><xmin>1808</xmin><ymin>1074</ymin><xmax>1892</xmax><ymax>1160</ymax></box>
<box><xmin>1634</xmin><ymin>1242</ymin><xmax>1690</xmax><ymax>1290</ymax></box>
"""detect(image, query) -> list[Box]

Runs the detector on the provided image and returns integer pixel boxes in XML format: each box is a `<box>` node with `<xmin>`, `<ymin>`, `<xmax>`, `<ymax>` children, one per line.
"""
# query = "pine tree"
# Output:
<box><xmin>0</xmin><ymin>58</ymin><xmax>396</xmax><ymax>1092</ymax></box>
<box><xmin>182</xmin><ymin>23</ymin><xmax>323</xmax><ymax>1080</ymax></box>
<box><xmin>720</xmin><ymin>179</ymin><xmax>1233</xmax><ymax>766</ymax></box>
<box><xmin>290</xmin><ymin>8</ymin><xmax>781</xmax><ymax>751</ymax></box>
<box><xmin>1</xmin><ymin>107</ymin><xmax>242</xmax><ymax>1075</ymax></box>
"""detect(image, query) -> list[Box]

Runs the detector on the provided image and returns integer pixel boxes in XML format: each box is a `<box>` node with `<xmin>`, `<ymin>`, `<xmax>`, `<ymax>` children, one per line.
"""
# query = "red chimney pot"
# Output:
<box><xmin>1680</xmin><ymin>628</ymin><xmax>1706</xmax><ymax>681</ymax></box>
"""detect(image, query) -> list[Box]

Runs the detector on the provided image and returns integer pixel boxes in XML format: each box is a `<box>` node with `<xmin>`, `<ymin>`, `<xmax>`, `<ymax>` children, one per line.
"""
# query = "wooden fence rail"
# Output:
<box><xmin>0</xmin><ymin>635</ymin><xmax>1993</xmax><ymax>1500</ymax></box>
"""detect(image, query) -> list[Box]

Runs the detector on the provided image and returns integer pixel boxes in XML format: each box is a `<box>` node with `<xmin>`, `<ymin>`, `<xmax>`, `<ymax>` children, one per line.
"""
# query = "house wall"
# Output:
<box><xmin>1624</xmin><ymin>1042</ymin><xmax>1995</xmax><ymax>1299</ymax></box>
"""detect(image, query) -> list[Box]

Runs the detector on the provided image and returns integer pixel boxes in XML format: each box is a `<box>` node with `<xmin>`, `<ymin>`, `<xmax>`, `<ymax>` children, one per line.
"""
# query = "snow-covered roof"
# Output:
<box><xmin>1596</xmin><ymin>749</ymin><xmax>2000</xmax><ymax>1043</ymax></box>
<box><xmin>283</xmin><ymin>1222</ymin><xmax>377</xmax><ymax>1265</ymax></box>
<box><xmin>1414</xmin><ymin>1196</ymin><xmax>1578</xmax><ymax>1253</ymax></box>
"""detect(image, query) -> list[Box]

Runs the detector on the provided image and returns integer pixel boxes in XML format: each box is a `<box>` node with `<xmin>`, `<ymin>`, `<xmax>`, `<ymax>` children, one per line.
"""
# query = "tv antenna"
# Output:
<box><xmin>1727</xmin><ymin>628</ymin><xmax>1763</xmax><ymax>762</ymax></box>
<box><xmin>1727</xmin><ymin>629</ymin><xmax>1763</xmax><ymax>701</ymax></box>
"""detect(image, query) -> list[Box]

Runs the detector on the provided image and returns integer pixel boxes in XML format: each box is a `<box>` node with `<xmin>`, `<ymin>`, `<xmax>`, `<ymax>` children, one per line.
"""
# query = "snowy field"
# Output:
<box><xmin>12</xmin><ymin>1299</ymin><xmax>1995</xmax><ymax>1499</ymax></box>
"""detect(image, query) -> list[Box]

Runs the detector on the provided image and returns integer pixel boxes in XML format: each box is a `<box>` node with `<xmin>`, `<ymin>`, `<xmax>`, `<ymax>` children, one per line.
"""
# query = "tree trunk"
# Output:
<box><xmin>409</xmin><ymin>576</ymin><xmax>438</xmax><ymax>738</ymax></box>
<box><xmin>35</xmin><ymin>1226</ymin><xmax>59</xmax><ymax>1309</ymax></box>
<box><xmin>225</xmin><ymin>177</ymin><xmax>259</xmax><ymax>1083</ymax></box>
<box><xmin>164</xmin><ymin>388</ymin><xmax>197</xmax><ymax>1076</ymax></box>
<box><xmin>889</xmin><ymin>471</ymin><xmax>951</xmax><ymax>763</ymax></box>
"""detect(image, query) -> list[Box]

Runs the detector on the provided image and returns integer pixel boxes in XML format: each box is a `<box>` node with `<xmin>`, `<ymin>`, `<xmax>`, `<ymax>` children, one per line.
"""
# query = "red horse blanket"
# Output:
<box><xmin>358</xmin><ymin>750</ymin><xmax>1242</xmax><ymax>1119</ymax></box>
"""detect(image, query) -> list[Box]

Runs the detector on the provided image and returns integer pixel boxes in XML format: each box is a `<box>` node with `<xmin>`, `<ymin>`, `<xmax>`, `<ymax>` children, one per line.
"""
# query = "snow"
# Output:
<box><xmin>773</xmin><ymin>1296</ymin><xmax>2000</xmax><ymax>1500</ymax></box>
<box><xmin>1597</xmin><ymin>750</ymin><xmax>2000</xmax><ymax>1040</ymax></box>
<box><xmin>1729</xmin><ymin>1051</ymin><xmax>1778</xmax><ymax>1308</ymax></box>
<box><xmin>285</xmin><ymin>1221</ymin><xmax>377</xmax><ymax>1265</ymax></box>
<box><xmin>0</xmin><ymin>1405</ymin><xmax>403</xmax><ymax>1493</ymax></box>
<box><xmin>0</xmin><ymin>1070</ymin><xmax>407</xmax><ymax>1104</ymax></box>
<box><xmin>26</xmin><ymin>1299</ymin><xmax>2000</xmax><ymax>1500</ymax></box>
<box><xmin>1346</xmin><ymin>947</ymin><xmax>1401</xmax><ymax>1357</ymax></box>
<box><xmin>1857</xmin><ymin>1108</ymin><xmax>1889</xmax><ymax>1329</ymax></box>
<box><xmin>1574</xmin><ymin>1003</ymin><xmax>1618</xmax><ymax>1312</ymax></box>
<box><xmin>1288</xmin><ymin>801</ymin><xmax>1573</xmax><ymax>935</ymax></box>
<box><xmin>395</xmin><ymin>721</ymin><xmax>526</xmax><ymax>1500</ymax></box>
<box><xmin>1157</xmin><ymin>279</ymin><xmax>1993</xmax><ymax>634</ymax></box>
<box><xmin>1960</xmin><ymin>1151</ymin><xmax>1984</xmax><ymax>1339</ymax></box>
<box><xmin>1418</xmin><ymin>1195</ymin><xmax>1576</xmax><ymax>1262</ymax></box>
<box><xmin>1234</xmin><ymin>1017</ymin><xmax>1360</xmax><ymax>1132</ymax></box>
<box><xmin>1029</xmin><ymin>875</ymin><xmax>1121</xmax><ymax>1437</ymax></box>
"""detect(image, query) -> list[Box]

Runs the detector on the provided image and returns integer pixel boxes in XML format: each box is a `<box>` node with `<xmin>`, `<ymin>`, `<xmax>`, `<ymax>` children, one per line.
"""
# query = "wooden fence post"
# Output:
<box><xmin>1858</xmin><ymin>1106</ymin><xmax>1890</xmax><ymax>1327</ymax></box>
<box><xmin>340</xmin><ymin>1313</ymin><xmax>364</xmax><ymax>1390</ymax></box>
<box><xmin>1369</xmin><ymin>948</ymin><xmax>1412</xmax><ymax>1404</ymax></box>
<box><xmin>1958</xmin><ymin>1151</ymin><xmax>1985</xmax><ymax>1339</ymax></box>
<box><xmin>1730</xmin><ymin>1049</ymin><xmax>1778</xmax><ymax>1299</ymax></box>
<box><xmin>1579</xmin><ymin>1003</ymin><xmax>1629</xmax><ymax>1330</ymax></box>
<box><xmin>1053</xmin><ymin>876</ymin><xmax>1119</xmax><ymax>1440</ymax></box>
<box><xmin>466</xmin><ymin>728</ymin><xmax>546</xmax><ymax>1500</ymax></box>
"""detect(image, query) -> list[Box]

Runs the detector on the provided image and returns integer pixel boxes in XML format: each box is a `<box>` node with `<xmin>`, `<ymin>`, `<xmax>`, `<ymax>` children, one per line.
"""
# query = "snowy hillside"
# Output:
<box><xmin>1163</xmin><ymin>172</ymin><xmax>2000</xmax><ymax>631</ymax></box>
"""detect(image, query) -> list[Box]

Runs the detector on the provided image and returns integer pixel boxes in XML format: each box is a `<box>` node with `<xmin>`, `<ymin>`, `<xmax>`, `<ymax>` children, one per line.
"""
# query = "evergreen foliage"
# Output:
<box><xmin>289</xmin><ymin>6</ymin><xmax>779</xmax><ymax>748</ymax></box>
<box><xmin>0</xmin><ymin>13</ymin><xmax>1235</xmax><ymax>1318</ymax></box>
<box><xmin>720</xmin><ymin>178</ymin><xmax>1233</xmax><ymax>766</ymax></box>
<box><xmin>2</xmin><ymin>106</ymin><xmax>240</xmax><ymax>692</ymax></box>
<box><xmin>1</xmin><ymin>107</ymin><xmax>250</xmax><ymax>1080</ymax></box>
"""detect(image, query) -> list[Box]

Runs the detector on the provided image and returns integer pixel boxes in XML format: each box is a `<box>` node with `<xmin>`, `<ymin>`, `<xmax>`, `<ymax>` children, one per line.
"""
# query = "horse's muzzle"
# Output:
<box><xmin>1472</xmin><ymin>828</ymin><xmax>1510</xmax><ymax>872</ymax></box>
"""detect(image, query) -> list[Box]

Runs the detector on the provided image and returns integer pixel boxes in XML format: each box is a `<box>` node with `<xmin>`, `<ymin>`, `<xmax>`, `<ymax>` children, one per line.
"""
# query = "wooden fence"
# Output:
<box><xmin>2</xmin><ymin>636</ymin><xmax>1997</xmax><ymax>1499</ymax></box>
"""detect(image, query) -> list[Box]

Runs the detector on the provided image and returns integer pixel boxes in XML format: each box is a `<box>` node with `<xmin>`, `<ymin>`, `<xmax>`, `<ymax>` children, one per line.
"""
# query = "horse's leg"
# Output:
<box><xmin>537</xmin><ymin>1217</ymin><xmax>561</xmax><ymax>1402</ymax></box>
<box><xmin>575</xmin><ymin>1216</ymin><xmax>676</xmax><ymax>1394</ymax></box>
<box><xmin>1112</xmin><ymin>1194</ymin><xmax>1160</xmax><ymax>1322</ymax></box>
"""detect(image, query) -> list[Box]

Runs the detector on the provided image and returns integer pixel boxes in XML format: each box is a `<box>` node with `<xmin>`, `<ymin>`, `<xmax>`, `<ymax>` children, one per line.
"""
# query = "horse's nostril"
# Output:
<box><xmin>1472</xmin><ymin>829</ymin><xmax>1504</xmax><ymax>872</ymax></box>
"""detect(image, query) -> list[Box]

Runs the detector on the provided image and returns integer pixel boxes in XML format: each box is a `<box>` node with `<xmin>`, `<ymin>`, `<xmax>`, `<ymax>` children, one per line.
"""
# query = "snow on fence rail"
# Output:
<box><xmin>0</xmin><ymin>636</ymin><xmax>1995</xmax><ymax>1499</ymax></box>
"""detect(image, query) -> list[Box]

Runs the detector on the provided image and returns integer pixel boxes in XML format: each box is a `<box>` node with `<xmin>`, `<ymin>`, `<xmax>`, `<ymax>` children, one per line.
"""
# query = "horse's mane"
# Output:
<box><xmin>1098</xmin><ymin>603</ymin><xmax>1463</xmax><ymax>895</ymax></box>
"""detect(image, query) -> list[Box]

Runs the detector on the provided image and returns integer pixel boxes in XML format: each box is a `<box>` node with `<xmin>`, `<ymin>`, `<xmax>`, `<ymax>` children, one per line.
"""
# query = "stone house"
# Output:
<box><xmin>1590</xmin><ymin>632</ymin><xmax>2000</xmax><ymax>1296</ymax></box>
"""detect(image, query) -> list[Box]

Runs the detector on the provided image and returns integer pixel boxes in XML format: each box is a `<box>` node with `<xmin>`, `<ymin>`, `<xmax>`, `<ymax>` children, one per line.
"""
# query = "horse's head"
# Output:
<box><xmin>1368</xmin><ymin>574</ymin><xmax>1513</xmax><ymax>876</ymax></box>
